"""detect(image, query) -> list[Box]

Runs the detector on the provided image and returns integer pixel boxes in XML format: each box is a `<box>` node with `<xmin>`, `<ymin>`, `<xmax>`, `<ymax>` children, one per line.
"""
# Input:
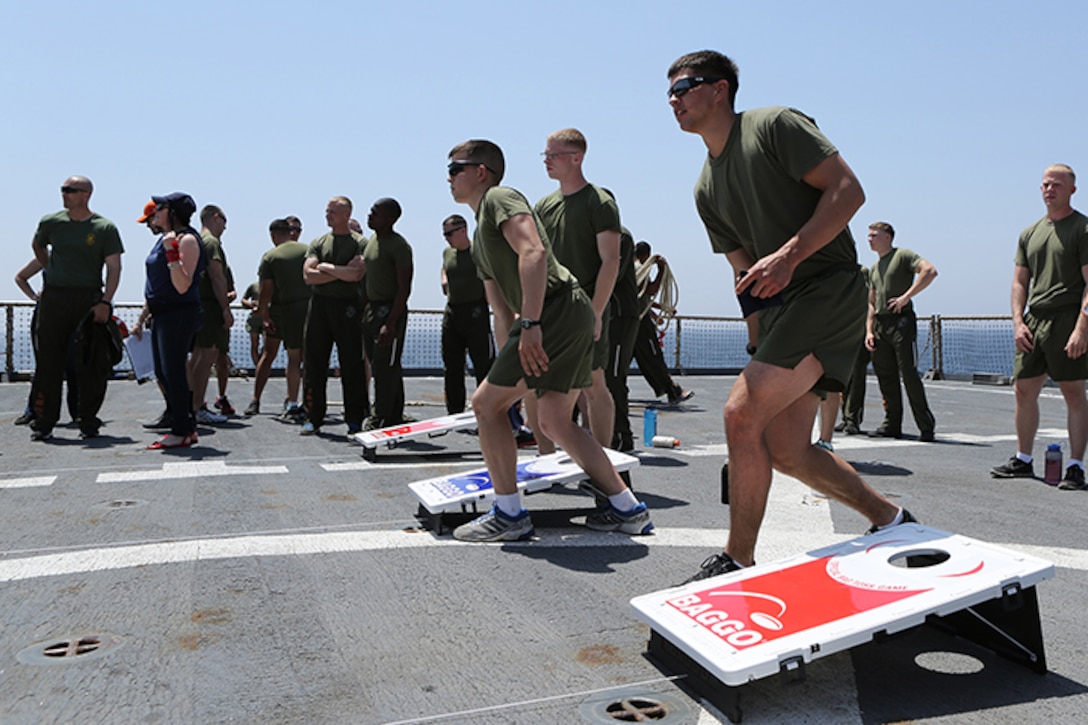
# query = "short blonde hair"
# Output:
<box><xmin>546</xmin><ymin>128</ymin><xmax>587</xmax><ymax>153</ymax></box>
<box><xmin>329</xmin><ymin>195</ymin><xmax>353</xmax><ymax>213</ymax></box>
<box><xmin>1046</xmin><ymin>164</ymin><xmax>1076</xmax><ymax>185</ymax></box>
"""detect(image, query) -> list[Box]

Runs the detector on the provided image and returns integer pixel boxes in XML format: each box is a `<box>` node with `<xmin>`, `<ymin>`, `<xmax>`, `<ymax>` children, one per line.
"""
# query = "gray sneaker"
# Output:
<box><xmin>195</xmin><ymin>406</ymin><xmax>228</xmax><ymax>424</ymax></box>
<box><xmin>1059</xmin><ymin>465</ymin><xmax>1087</xmax><ymax>491</ymax></box>
<box><xmin>585</xmin><ymin>502</ymin><xmax>654</xmax><ymax>535</ymax></box>
<box><xmin>453</xmin><ymin>505</ymin><xmax>534</xmax><ymax>542</ymax></box>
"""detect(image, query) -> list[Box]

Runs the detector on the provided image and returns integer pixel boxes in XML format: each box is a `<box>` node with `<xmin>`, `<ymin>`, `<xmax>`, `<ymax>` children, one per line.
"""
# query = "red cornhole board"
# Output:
<box><xmin>631</xmin><ymin>524</ymin><xmax>1054</xmax><ymax>722</ymax></box>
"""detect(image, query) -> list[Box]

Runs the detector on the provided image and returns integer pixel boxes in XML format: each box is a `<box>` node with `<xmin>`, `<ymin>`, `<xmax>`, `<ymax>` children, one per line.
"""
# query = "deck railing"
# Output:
<box><xmin>1</xmin><ymin>301</ymin><xmax>1014</xmax><ymax>382</ymax></box>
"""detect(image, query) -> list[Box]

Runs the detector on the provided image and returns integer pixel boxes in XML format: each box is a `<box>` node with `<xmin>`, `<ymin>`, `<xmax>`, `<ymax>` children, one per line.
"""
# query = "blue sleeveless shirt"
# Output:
<box><xmin>144</xmin><ymin>228</ymin><xmax>208</xmax><ymax>312</ymax></box>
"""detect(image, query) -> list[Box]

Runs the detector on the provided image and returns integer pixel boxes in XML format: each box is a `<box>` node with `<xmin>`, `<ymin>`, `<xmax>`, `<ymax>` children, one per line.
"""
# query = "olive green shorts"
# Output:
<box><xmin>753</xmin><ymin>266</ymin><xmax>867</xmax><ymax>393</ymax></box>
<box><xmin>487</xmin><ymin>283</ymin><xmax>594</xmax><ymax>395</ymax></box>
<box><xmin>246</xmin><ymin>313</ymin><xmax>263</xmax><ymax>336</ymax></box>
<box><xmin>590</xmin><ymin>320</ymin><xmax>610</xmax><ymax>371</ymax></box>
<box><xmin>193</xmin><ymin>301</ymin><xmax>230</xmax><ymax>351</ymax></box>
<box><xmin>1014</xmin><ymin>307</ymin><xmax>1088</xmax><ymax>381</ymax></box>
<box><xmin>269</xmin><ymin>299</ymin><xmax>308</xmax><ymax>350</ymax></box>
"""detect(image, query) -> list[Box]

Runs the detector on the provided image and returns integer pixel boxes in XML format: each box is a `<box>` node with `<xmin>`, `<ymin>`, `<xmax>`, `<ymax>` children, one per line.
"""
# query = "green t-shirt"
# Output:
<box><xmin>363</xmin><ymin>231</ymin><xmax>413</xmax><ymax>302</ymax></box>
<box><xmin>443</xmin><ymin>246</ymin><xmax>486</xmax><ymax>306</ymax></box>
<box><xmin>472</xmin><ymin>186</ymin><xmax>575</xmax><ymax>314</ymax></box>
<box><xmin>1015</xmin><ymin>210</ymin><xmax>1088</xmax><ymax>313</ymax></box>
<box><xmin>534</xmin><ymin>183</ymin><xmax>620</xmax><ymax>298</ymax></box>
<box><xmin>870</xmin><ymin>247</ymin><xmax>923</xmax><ymax>316</ymax></box>
<box><xmin>259</xmin><ymin>241</ymin><xmax>311</xmax><ymax>306</ymax></box>
<box><xmin>610</xmin><ymin>228</ymin><xmax>639</xmax><ymax>319</ymax></box>
<box><xmin>34</xmin><ymin>211</ymin><xmax>124</xmax><ymax>288</ymax></box>
<box><xmin>694</xmin><ymin>106</ymin><xmax>858</xmax><ymax>290</ymax></box>
<box><xmin>199</xmin><ymin>231</ymin><xmax>229</xmax><ymax>304</ymax></box>
<box><xmin>306</xmin><ymin>232</ymin><xmax>368</xmax><ymax>299</ymax></box>
<box><xmin>243</xmin><ymin>282</ymin><xmax>260</xmax><ymax>303</ymax></box>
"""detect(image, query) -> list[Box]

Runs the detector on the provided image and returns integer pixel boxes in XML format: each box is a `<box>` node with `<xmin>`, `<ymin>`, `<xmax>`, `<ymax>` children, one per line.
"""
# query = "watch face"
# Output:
<box><xmin>520</xmin><ymin>319</ymin><xmax>531</xmax><ymax>329</ymax></box>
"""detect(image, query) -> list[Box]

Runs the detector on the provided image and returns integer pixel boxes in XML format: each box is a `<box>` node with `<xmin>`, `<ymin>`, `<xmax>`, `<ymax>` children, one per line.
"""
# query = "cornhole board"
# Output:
<box><xmin>350</xmin><ymin>412</ymin><xmax>477</xmax><ymax>461</ymax></box>
<box><xmin>631</xmin><ymin>524</ymin><xmax>1054</xmax><ymax>723</ymax></box>
<box><xmin>411</xmin><ymin>449</ymin><xmax>639</xmax><ymax>533</ymax></box>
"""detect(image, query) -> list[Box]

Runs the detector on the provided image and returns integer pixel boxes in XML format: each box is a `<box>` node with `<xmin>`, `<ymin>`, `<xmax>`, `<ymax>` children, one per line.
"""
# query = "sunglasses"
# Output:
<box><xmin>448</xmin><ymin>160</ymin><xmax>497</xmax><ymax>178</ymax></box>
<box><xmin>61</xmin><ymin>186</ymin><xmax>88</xmax><ymax>194</ymax></box>
<box><xmin>288</xmin><ymin>227</ymin><xmax>302</xmax><ymax>232</ymax></box>
<box><xmin>442</xmin><ymin>226</ymin><xmax>466</xmax><ymax>239</ymax></box>
<box><xmin>667</xmin><ymin>76</ymin><xmax>722</xmax><ymax>99</ymax></box>
<box><xmin>540</xmin><ymin>151</ymin><xmax>577</xmax><ymax>160</ymax></box>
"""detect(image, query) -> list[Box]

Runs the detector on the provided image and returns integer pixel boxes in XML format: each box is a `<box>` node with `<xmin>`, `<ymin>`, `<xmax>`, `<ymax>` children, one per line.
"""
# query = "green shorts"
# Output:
<box><xmin>1014</xmin><ymin>307</ymin><xmax>1088</xmax><ymax>381</ymax></box>
<box><xmin>269</xmin><ymin>299</ymin><xmax>308</xmax><ymax>350</ymax></box>
<box><xmin>487</xmin><ymin>283</ymin><xmax>594</xmax><ymax>395</ymax></box>
<box><xmin>246</xmin><ymin>313</ymin><xmax>263</xmax><ymax>336</ymax></box>
<box><xmin>193</xmin><ymin>301</ymin><xmax>230</xmax><ymax>351</ymax></box>
<box><xmin>753</xmin><ymin>266</ymin><xmax>866</xmax><ymax>393</ymax></box>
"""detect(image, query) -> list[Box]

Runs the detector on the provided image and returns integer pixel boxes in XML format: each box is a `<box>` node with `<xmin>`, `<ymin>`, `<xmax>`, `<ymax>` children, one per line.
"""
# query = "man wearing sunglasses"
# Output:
<box><xmin>667</xmin><ymin>51</ymin><xmax>912</xmax><ymax>582</ymax></box>
<box><xmin>445</xmin><ymin>139</ymin><xmax>652</xmax><ymax>542</ymax></box>
<box><xmin>29</xmin><ymin>176</ymin><xmax>124</xmax><ymax>441</ymax></box>
<box><xmin>534</xmin><ymin>128</ymin><xmax>621</xmax><ymax>451</ymax></box>
<box><xmin>440</xmin><ymin>214</ymin><xmax>495</xmax><ymax>415</ymax></box>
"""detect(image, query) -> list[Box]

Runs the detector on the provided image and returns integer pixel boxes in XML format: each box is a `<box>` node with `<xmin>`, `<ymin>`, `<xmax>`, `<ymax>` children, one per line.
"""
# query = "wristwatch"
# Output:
<box><xmin>519</xmin><ymin>318</ymin><xmax>541</xmax><ymax>329</ymax></box>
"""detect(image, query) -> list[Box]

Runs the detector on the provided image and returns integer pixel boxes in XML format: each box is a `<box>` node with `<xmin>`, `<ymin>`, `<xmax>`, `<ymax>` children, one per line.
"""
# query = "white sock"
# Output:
<box><xmin>876</xmin><ymin>506</ymin><xmax>905</xmax><ymax>531</ymax></box>
<box><xmin>1017</xmin><ymin>452</ymin><xmax>1033</xmax><ymax>463</ymax></box>
<box><xmin>1069</xmin><ymin>459</ymin><xmax>1083</xmax><ymax>469</ymax></box>
<box><xmin>608</xmin><ymin>488</ymin><xmax>640</xmax><ymax>512</ymax></box>
<box><xmin>495</xmin><ymin>493</ymin><xmax>523</xmax><ymax>517</ymax></box>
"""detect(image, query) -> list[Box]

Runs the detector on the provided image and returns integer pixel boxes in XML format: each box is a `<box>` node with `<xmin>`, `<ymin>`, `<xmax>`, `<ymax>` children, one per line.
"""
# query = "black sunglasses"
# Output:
<box><xmin>443</xmin><ymin>225</ymin><xmax>466</xmax><ymax>239</ymax></box>
<box><xmin>288</xmin><ymin>226</ymin><xmax>302</xmax><ymax>232</ymax></box>
<box><xmin>448</xmin><ymin>160</ymin><xmax>496</xmax><ymax>178</ymax></box>
<box><xmin>60</xmin><ymin>186</ymin><xmax>88</xmax><ymax>194</ymax></box>
<box><xmin>667</xmin><ymin>76</ymin><xmax>723</xmax><ymax>99</ymax></box>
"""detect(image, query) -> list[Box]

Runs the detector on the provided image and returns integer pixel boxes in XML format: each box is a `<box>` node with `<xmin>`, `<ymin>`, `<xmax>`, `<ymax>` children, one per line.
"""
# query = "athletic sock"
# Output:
<box><xmin>495</xmin><ymin>493</ymin><xmax>523</xmax><ymax>518</ymax></box>
<box><xmin>1069</xmin><ymin>459</ymin><xmax>1084</xmax><ymax>470</ymax></box>
<box><xmin>1017</xmin><ymin>452</ymin><xmax>1033</xmax><ymax>464</ymax></box>
<box><xmin>608</xmin><ymin>488</ymin><xmax>640</xmax><ymax>512</ymax></box>
<box><xmin>876</xmin><ymin>506</ymin><xmax>905</xmax><ymax>531</ymax></box>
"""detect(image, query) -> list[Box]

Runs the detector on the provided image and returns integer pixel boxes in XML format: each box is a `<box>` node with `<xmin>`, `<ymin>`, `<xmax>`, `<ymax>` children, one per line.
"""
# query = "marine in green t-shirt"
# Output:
<box><xmin>440</xmin><ymin>214</ymin><xmax>494</xmax><ymax>415</ymax></box>
<box><xmin>361</xmin><ymin>198</ymin><xmax>414</xmax><ymax>428</ymax></box>
<box><xmin>668</xmin><ymin>49</ymin><xmax>903</xmax><ymax>581</ymax></box>
<box><xmin>864</xmin><ymin>221</ymin><xmax>938</xmax><ymax>440</ymax></box>
<box><xmin>444</xmin><ymin>138</ymin><xmax>651</xmax><ymax>544</ymax></box>
<box><xmin>991</xmin><ymin>164</ymin><xmax>1088</xmax><ymax>487</ymax></box>
<box><xmin>29</xmin><ymin>175</ymin><xmax>124</xmax><ymax>440</ymax></box>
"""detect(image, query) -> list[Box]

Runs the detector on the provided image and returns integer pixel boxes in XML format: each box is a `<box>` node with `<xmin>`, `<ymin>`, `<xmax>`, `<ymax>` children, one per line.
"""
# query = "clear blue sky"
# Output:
<box><xmin>3</xmin><ymin>1</ymin><xmax>1085</xmax><ymax>317</ymax></box>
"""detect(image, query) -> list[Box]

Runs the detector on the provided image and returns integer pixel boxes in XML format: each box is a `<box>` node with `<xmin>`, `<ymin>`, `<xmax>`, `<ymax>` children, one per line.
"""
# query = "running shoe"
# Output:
<box><xmin>585</xmin><ymin>502</ymin><xmax>654</xmax><ymax>535</ymax></box>
<box><xmin>990</xmin><ymin>456</ymin><xmax>1034</xmax><ymax>479</ymax></box>
<box><xmin>300</xmin><ymin>422</ymin><xmax>319</xmax><ymax>436</ymax></box>
<box><xmin>1059</xmin><ymin>465</ymin><xmax>1088</xmax><ymax>491</ymax></box>
<box><xmin>214</xmin><ymin>396</ymin><xmax>236</xmax><ymax>416</ymax></box>
<box><xmin>142</xmin><ymin>410</ymin><xmax>172</xmax><ymax>429</ymax></box>
<box><xmin>244</xmin><ymin>399</ymin><xmax>260</xmax><ymax>417</ymax></box>
<box><xmin>195</xmin><ymin>406</ymin><xmax>228</xmax><ymax>424</ymax></box>
<box><xmin>452</xmin><ymin>505</ymin><xmax>534</xmax><ymax>542</ymax></box>
<box><xmin>866</xmin><ymin>507</ymin><xmax>919</xmax><ymax>535</ymax></box>
<box><xmin>680</xmin><ymin>552</ymin><xmax>745</xmax><ymax>585</ymax></box>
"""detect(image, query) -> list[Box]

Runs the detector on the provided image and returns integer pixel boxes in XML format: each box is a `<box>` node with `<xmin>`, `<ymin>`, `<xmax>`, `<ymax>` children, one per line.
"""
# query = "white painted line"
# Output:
<box><xmin>0</xmin><ymin>476</ymin><xmax>56</xmax><ymax>489</ymax></box>
<box><xmin>96</xmin><ymin>461</ymin><xmax>288</xmax><ymax>483</ymax></box>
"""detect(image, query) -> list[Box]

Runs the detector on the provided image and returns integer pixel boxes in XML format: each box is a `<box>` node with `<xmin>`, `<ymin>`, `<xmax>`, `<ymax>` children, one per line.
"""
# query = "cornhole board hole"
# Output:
<box><xmin>350</xmin><ymin>412</ymin><xmax>478</xmax><ymax>461</ymax></box>
<box><xmin>411</xmin><ymin>449</ymin><xmax>639</xmax><ymax>533</ymax></box>
<box><xmin>631</xmin><ymin>524</ymin><xmax>1054</xmax><ymax>723</ymax></box>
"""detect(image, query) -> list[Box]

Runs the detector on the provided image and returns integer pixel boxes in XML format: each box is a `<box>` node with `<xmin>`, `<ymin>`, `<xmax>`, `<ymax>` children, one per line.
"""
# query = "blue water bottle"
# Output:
<box><xmin>643</xmin><ymin>407</ymin><xmax>658</xmax><ymax>447</ymax></box>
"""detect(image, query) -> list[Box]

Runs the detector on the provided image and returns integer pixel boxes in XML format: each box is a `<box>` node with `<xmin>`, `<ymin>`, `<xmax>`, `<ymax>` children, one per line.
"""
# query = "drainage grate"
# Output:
<box><xmin>580</xmin><ymin>689</ymin><xmax>691</xmax><ymax>724</ymax></box>
<box><xmin>17</xmin><ymin>634</ymin><xmax>124</xmax><ymax>666</ymax></box>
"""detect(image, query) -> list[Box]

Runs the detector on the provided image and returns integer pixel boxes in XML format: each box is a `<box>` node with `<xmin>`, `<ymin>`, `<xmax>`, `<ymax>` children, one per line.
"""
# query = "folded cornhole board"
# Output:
<box><xmin>631</xmin><ymin>524</ymin><xmax>1054</xmax><ymax>723</ymax></box>
<box><xmin>350</xmin><ymin>412</ymin><xmax>478</xmax><ymax>461</ymax></box>
<box><xmin>410</xmin><ymin>448</ymin><xmax>640</xmax><ymax>533</ymax></box>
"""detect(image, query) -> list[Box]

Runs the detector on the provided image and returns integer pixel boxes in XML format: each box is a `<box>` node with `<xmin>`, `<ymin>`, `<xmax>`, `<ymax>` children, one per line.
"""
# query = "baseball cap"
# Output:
<box><xmin>151</xmin><ymin>192</ymin><xmax>197</xmax><ymax>219</ymax></box>
<box><xmin>137</xmin><ymin>200</ymin><xmax>157</xmax><ymax>223</ymax></box>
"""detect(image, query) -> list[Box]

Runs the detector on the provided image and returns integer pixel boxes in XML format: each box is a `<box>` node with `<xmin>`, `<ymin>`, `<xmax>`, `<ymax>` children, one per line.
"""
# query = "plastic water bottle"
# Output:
<box><xmin>652</xmin><ymin>435</ymin><xmax>680</xmax><ymax>448</ymax></box>
<box><xmin>643</xmin><ymin>407</ymin><xmax>657</xmax><ymax>447</ymax></box>
<box><xmin>1044</xmin><ymin>444</ymin><xmax>1063</xmax><ymax>485</ymax></box>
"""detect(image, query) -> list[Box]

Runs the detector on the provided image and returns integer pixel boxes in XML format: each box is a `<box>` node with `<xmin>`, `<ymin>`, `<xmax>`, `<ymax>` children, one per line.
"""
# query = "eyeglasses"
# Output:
<box><xmin>288</xmin><ymin>227</ymin><xmax>302</xmax><ymax>233</ymax></box>
<box><xmin>667</xmin><ymin>76</ymin><xmax>723</xmax><ymax>99</ymax></box>
<box><xmin>61</xmin><ymin>186</ymin><xmax>89</xmax><ymax>194</ymax></box>
<box><xmin>540</xmin><ymin>151</ymin><xmax>577</xmax><ymax>160</ymax></box>
<box><xmin>442</xmin><ymin>226</ymin><xmax>466</xmax><ymax>239</ymax></box>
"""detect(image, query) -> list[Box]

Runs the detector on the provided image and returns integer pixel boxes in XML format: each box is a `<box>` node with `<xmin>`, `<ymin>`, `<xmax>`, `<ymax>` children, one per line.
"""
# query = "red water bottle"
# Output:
<box><xmin>1044</xmin><ymin>444</ymin><xmax>1062</xmax><ymax>486</ymax></box>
